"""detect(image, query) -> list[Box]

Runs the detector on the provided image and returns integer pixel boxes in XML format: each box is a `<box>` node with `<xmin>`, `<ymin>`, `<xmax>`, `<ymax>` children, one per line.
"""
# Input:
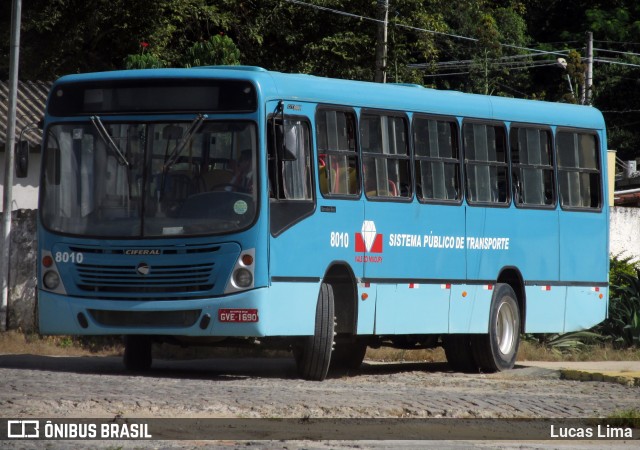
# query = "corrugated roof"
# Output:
<box><xmin>0</xmin><ymin>80</ymin><xmax>52</xmax><ymax>149</ymax></box>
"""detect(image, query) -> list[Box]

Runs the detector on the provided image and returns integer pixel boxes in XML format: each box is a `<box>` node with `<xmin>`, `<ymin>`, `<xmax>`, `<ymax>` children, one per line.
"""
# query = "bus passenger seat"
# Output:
<box><xmin>319</xmin><ymin>165</ymin><xmax>329</xmax><ymax>194</ymax></box>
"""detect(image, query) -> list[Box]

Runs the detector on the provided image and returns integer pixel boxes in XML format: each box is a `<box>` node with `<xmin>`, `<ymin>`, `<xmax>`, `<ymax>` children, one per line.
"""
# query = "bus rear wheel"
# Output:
<box><xmin>123</xmin><ymin>335</ymin><xmax>152</xmax><ymax>372</ymax></box>
<box><xmin>472</xmin><ymin>283</ymin><xmax>520</xmax><ymax>372</ymax></box>
<box><xmin>294</xmin><ymin>282</ymin><xmax>335</xmax><ymax>381</ymax></box>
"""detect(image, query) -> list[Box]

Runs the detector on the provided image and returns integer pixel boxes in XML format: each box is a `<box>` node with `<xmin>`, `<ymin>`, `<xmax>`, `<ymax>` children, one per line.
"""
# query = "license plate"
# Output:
<box><xmin>218</xmin><ymin>308</ymin><xmax>259</xmax><ymax>323</ymax></box>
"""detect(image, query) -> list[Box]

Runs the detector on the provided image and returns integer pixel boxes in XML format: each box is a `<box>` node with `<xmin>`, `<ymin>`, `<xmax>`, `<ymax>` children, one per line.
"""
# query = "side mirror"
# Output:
<box><xmin>15</xmin><ymin>140</ymin><xmax>29</xmax><ymax>178</ymax></box>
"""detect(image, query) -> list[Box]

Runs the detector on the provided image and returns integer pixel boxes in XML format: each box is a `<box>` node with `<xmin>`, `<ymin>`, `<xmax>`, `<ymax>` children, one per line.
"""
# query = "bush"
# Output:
<box><xmin>596</xmin><ymin>255</ymin><xmax>640</xmax><ymax>347</ymax></box>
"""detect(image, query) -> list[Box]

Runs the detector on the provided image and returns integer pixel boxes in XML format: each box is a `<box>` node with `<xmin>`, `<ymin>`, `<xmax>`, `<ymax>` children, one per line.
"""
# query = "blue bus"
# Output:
<box><xmin>32</xmin><ymin>66</ymin><xmax>609</xmax><ymax>380</ymax></box>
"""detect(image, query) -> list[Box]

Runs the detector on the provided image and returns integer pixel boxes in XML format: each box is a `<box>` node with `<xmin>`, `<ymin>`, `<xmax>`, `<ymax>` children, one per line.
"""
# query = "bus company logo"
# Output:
<box><xmin>124</xmin><ymin>249</ymin><xmax>161</xmax><ymax>256</ymax></box>
<box><xmin>136</xmin><ymin>263</ymin><xmax>150</xmax><ymax>276</ymax></box>
<box><xmin>355</xmin><ymin>220</ymin><xmax>383</xmax><ymax>263</ymax></box>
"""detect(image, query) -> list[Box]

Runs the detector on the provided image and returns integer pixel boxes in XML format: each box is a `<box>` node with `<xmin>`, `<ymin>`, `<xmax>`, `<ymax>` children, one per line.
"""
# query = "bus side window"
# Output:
<box><xmin>360</xmin><ymin>112</ymin><xmax>411</xmax><ymax>199</ymax></box>
<box><xmin>413</xmin><ymin>116</ymin><xmax>461</xmax><ymax>202</ymax></box>
<box><xmin>556</xmin><ymin>131</ymin><xmax>601</xmax><ymax>209</ymax></box>
<box><xmin>316</xmin><ymin>109</ymin><xmax>359</xmax><ymax>196</ymax></box>
<box><xmin>463</xmin><ymin>122</ymin><xmax>509</xmax><ymax>205</ymax></box>
<box><xmin>510</xmin><ymin>127</ymin><xmax>555</xmax><ymax>207</ymax></box>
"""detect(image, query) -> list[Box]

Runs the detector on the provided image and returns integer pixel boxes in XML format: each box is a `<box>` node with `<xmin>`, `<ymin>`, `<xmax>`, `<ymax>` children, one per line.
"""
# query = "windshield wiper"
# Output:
<box><xmin>90</xmin><ymin>116</ymin><xmax>130</xmax><ymax>167</ymax></box>
<box><xmin>164</xmin><ymin>113</ymin><xmax>208</xmax><ymax>170</ymax></box>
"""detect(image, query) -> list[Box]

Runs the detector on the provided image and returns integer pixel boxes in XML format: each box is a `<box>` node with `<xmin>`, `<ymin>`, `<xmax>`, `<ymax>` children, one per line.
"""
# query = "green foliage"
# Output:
<box><xmin>184</xmin><ymin>34</ymin><xmax>241</xmax><ymax>67</ymax></box>
<box><xmin>595</xmin><ymin>256</ymin><xmax>640</xmax><ymax>347</ymax></box>
<box><xmin>610</xmin><ymin>253</ymin><xmax>639</xmax><ymax>286</ymax></box>
<box><xmin>604</xmin><ymin>409</ymin><xmax>640</xmax><ymax>428</ymax></box>
<box><xmin>525</xmin><ymin>331</ymin><xmax>603</xmax><ymax>355</ymax></box>
<box><xmin>124</xmin><ymin>50</ymin><xmax>165</xmax><ymax>69</ymax></box>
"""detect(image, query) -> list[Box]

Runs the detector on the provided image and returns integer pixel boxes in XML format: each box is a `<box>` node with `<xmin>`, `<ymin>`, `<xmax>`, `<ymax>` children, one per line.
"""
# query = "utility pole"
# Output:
<box><xmin>1</xmin><ymin>0</ymin><xmax>22</xmax><ymax>331</ymax></box>
<box><xmin>374</xmin><ymin>0</ymin><xmax>389</xmax><ymax>83</ymax></box>
<box><xmin>585</xmin><ymin>31</ymin><xmax>593</xmax><ymax>105</ymax></box>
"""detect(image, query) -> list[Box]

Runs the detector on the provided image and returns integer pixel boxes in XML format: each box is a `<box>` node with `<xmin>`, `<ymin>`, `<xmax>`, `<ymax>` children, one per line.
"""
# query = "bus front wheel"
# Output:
<box><xmin>472</xmin><ymin>283</ymin><xmax>520</xmax><ymax>372</ymax></box>
<box><xmin>294</xmin><ymin>282</ymin><xmax>335</xmax><ymax>381</ymax></box>
<box><xmin>123</xmin><ymin>335</ymin><xmax>152</xmax><ymax>372</ymax></box>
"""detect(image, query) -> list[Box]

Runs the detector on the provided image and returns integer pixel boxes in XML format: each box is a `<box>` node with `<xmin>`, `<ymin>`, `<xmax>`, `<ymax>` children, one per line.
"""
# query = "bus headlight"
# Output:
<box><xmin>233</xmin><ymin>268</ymin><xmax>253</xmax><ymax>288</ymax></box>
<box><xmin>225</xmin><ymin>249</ymin><xmax>256</xmax><ymax>294</ymax></box>
<box><xmin>43</xmin><ymin>270</ymin><xmax>61</xmax><ymax>290</ymax></box>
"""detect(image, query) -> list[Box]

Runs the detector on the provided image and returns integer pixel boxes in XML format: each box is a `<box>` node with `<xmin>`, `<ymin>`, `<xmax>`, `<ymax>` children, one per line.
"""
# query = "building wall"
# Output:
<box><xmin>610</xmin><ymin>207</ymin><xmax>640</xmax><ymax>262</ymax></box>
<box><xmin>0</xmin><ymin>152</ymin><xmax>41</xmax><ymax>211</ymax></box>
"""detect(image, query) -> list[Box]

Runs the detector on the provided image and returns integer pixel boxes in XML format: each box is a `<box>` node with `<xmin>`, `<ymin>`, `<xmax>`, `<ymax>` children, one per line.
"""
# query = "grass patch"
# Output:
<box><xmin>1</xmin><ymin>330</ymin><xmax>639</xmax><ymax>363</ymax></box>
<box><xmin>604</xmin><ymin>409</ymin><xmax>640</xmax><ymax>428</ymax></box>
<box><xmin>0</xmin><ymin>330</ymin><xmax>122</xmax><ymax>356</ymax></box>
<box><xmin>517</xmin><ymin>340</ymin><xmax>640</xmax><ymax>362</ymax></box>
<box><xmin>365</xmin><ymin>347</ymin><xmax>446</xmax><ymax>362</ymax></box>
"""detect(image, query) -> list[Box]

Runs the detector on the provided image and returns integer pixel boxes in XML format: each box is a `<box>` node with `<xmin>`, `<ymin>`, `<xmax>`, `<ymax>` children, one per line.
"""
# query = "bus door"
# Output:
<box><xmin>361</xmin><ymin>112</ymin><xmax>461</xmax><ymax>335</ymax></box>
<box><xmin>266</xmin><ymin>102</ymin><xmax>365</xmax><ymax>334</ymax></box>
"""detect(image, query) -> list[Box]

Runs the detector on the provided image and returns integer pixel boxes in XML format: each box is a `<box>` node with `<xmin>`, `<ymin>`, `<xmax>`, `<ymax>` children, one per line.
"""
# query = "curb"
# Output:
<box><xmin>560</xmin><ymin>369</ymin><xmax>640</xmax><ymax>387</ymax></box>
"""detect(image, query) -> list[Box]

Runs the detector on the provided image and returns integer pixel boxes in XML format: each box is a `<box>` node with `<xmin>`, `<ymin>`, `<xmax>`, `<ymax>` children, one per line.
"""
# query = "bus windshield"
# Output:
<box><xmin>41</xmin><ymin>120</ymin><xmax>257</xmax><ymax>238</ymax></box>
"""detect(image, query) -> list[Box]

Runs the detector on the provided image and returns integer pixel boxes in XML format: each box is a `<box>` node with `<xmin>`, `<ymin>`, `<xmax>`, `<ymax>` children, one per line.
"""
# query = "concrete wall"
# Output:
<box><xmin>0</xmin><ymin>152</ymin><xmax>41</xmax><ymax>211</ymax></box>
<box><xmin>610</xmin><ymin>207</ymin><xmax>640</xmax><ymax>262</ymax></box>
<box><xmin>6</xmin><ymin>209</ymin><xmax>37</xmax><ymax>332</ymax></box>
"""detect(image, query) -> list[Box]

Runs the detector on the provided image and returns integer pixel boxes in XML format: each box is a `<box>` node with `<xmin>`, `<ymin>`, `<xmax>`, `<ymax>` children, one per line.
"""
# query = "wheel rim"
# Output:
<box><xmin>496</xmin><ymin>298</ymin><xmax>517</xmax><ymax>355</ymax></box>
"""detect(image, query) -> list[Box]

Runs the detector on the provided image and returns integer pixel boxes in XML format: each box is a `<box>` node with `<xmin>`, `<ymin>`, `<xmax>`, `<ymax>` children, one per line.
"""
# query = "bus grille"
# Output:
<box><xmin>75</xmin><ymin>262</ymin><xmax>215</xmax><ymax>294</ymax></box>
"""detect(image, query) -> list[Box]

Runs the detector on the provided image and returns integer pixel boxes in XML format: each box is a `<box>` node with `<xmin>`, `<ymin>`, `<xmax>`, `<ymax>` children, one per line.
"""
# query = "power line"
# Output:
<box><xmin>285</xmin><ymin>1</ymin><xmax>640</xmax><ymax>75</ymax></box>
<box><xmin>594</xmin><ymin>48</ymin><xmax>640</xmax><ymax>58</ymax></box>
<box><xmin>594</xmin><ymin>39</ymin><xmax>640</xmax><ymax>46</ymax></box>
<box><xmin>284</xmin><ymin>0</ymin><xmax>569</xmax><ymax>58</ymax></box>
<box><xmin>593</xmin><ymin>58</ymin><xmax>640</xmax><ymax>68</ymax></box>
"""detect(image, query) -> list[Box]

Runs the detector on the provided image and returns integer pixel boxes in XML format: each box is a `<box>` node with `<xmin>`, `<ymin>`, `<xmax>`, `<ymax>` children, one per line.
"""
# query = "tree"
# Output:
<box><xmin>424</xmin><ymin>0</ymin><xmax>532</xmax><ymax>97</ymax></box>
<box><xmin>0</xmin><ymin>0</ymin><xmax>233</xmax><ymax>79</ymax></box>
<box><xmin>183</xmin><ymin>34</ymin><xmax>240</xmax><ymax>67</ymax></box>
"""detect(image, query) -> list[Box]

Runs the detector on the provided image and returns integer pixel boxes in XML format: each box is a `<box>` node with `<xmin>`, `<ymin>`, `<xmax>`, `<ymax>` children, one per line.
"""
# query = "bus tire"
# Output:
<box><xmin>123</xmin><ymin>335</ymin><xmax>152</xmax><ymax>372</ymax></box>
<box><xmin>472</xmin><ymin>283</ymin><xmax>520</xmax><ymax>372</ymax></box>
<box><xmin>295</xmin><ymin>282</ymin><xmax>335</xmax><ymax>381</ymax></box>
<box><xmin>443</xmin><ymin>334</ymin><xmax>478</xmax><ymax>372</ymax></box>
<box><xmin>331</xmin><ymin>340</ymin><xmax>367</xmax><ymax>371</ymax></box>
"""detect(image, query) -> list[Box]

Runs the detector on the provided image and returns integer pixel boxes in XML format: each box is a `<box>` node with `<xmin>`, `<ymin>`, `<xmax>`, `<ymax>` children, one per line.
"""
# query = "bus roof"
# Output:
<box><xmin>52</xmin><ymin>66</ymin><xmax>605</xmax><ymax>130</ymax></box>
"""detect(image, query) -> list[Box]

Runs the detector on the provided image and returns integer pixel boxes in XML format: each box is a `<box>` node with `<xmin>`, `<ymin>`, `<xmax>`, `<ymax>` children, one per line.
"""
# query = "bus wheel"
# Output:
<box><xmin>294</xmin><ymin>282</ymin><xmax>335</xmax><ymax>381</ymax></box>
<box><xmin>123</xmin><ymin>336</ymin><xmax>152</xmax><ymax>372</ymax></box>
<box><xmin>472</xmin><ymin>283</ymin><xmax>520</xmax><ymax>372</ymax></box>
<box><xmin>443</xmin><ymin>335</ymin><xmax>478</xmax><ymax>372</ymax></box>
<box><xmin>331</xmin><ymin>340</ymin><xmax>367</xmax><ymax>371</ymax></box>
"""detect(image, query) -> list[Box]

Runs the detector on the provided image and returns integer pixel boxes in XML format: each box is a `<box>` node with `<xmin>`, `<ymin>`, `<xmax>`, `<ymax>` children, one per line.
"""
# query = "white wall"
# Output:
<box><xmin>0</xmin><ymin>152</ymin><xmax>41</xmax><ymax>211</ymax></box>
<box><xmin>610</xmin><ymin>206</ymin><xmax>640</xmax><ymax>262</ymax></box>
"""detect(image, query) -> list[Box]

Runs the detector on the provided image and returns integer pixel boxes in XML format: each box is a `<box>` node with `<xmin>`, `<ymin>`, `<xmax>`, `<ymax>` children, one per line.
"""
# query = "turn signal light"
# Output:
<box><xmin>241</xmin><ymin>254</ymin><xmax>254</xmax><ymax>266</ymax></box>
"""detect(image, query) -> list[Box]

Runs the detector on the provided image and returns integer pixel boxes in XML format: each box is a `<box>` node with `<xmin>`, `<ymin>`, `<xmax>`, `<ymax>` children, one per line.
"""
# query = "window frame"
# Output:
<box><xmin>411</xmin><ymin>113</ymin><xmax>463</xmax><ymax>205</ymax></box>
<box><xmin>462</xmin><ymin>119</ymin><xmax>511</xmax><ymax>207</ymax></box>
<box><xmin>509</xmin><ymin>123</ymin><xmax>556</xmax><ymax>210</ymax></box>
<box><xmin>315</xmin><ymin>105</ymin><xmax>361</xmax><ymax>199</ymax></box>
<box><xmin>555</xmin><ymin>127</ymin><xmax>603</xmax><ymax>212</ymax></box>
<box><xmin>267</xmin><ymin>111</ymin><xmax>316</xmax><ymax>237</ymax></box>
<box><xmin>359</xmin><ymin>108</ymin><xmax>413</xmax><ymax>202</ymax></box>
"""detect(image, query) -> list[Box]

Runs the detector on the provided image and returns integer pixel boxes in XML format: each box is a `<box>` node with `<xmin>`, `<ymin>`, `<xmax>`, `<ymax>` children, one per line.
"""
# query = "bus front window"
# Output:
<box><xmin>41</xmin><ymin>121</ymin><xmax>257</xmax><ymax>237</ymax></box>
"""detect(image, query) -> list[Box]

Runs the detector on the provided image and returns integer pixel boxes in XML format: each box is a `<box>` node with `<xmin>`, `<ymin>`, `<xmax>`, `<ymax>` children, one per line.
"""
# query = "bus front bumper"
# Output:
<box><xmin>38</xmin><ymin>289</ymin><xmax>275</xmax><ymax>337</ymax></box>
